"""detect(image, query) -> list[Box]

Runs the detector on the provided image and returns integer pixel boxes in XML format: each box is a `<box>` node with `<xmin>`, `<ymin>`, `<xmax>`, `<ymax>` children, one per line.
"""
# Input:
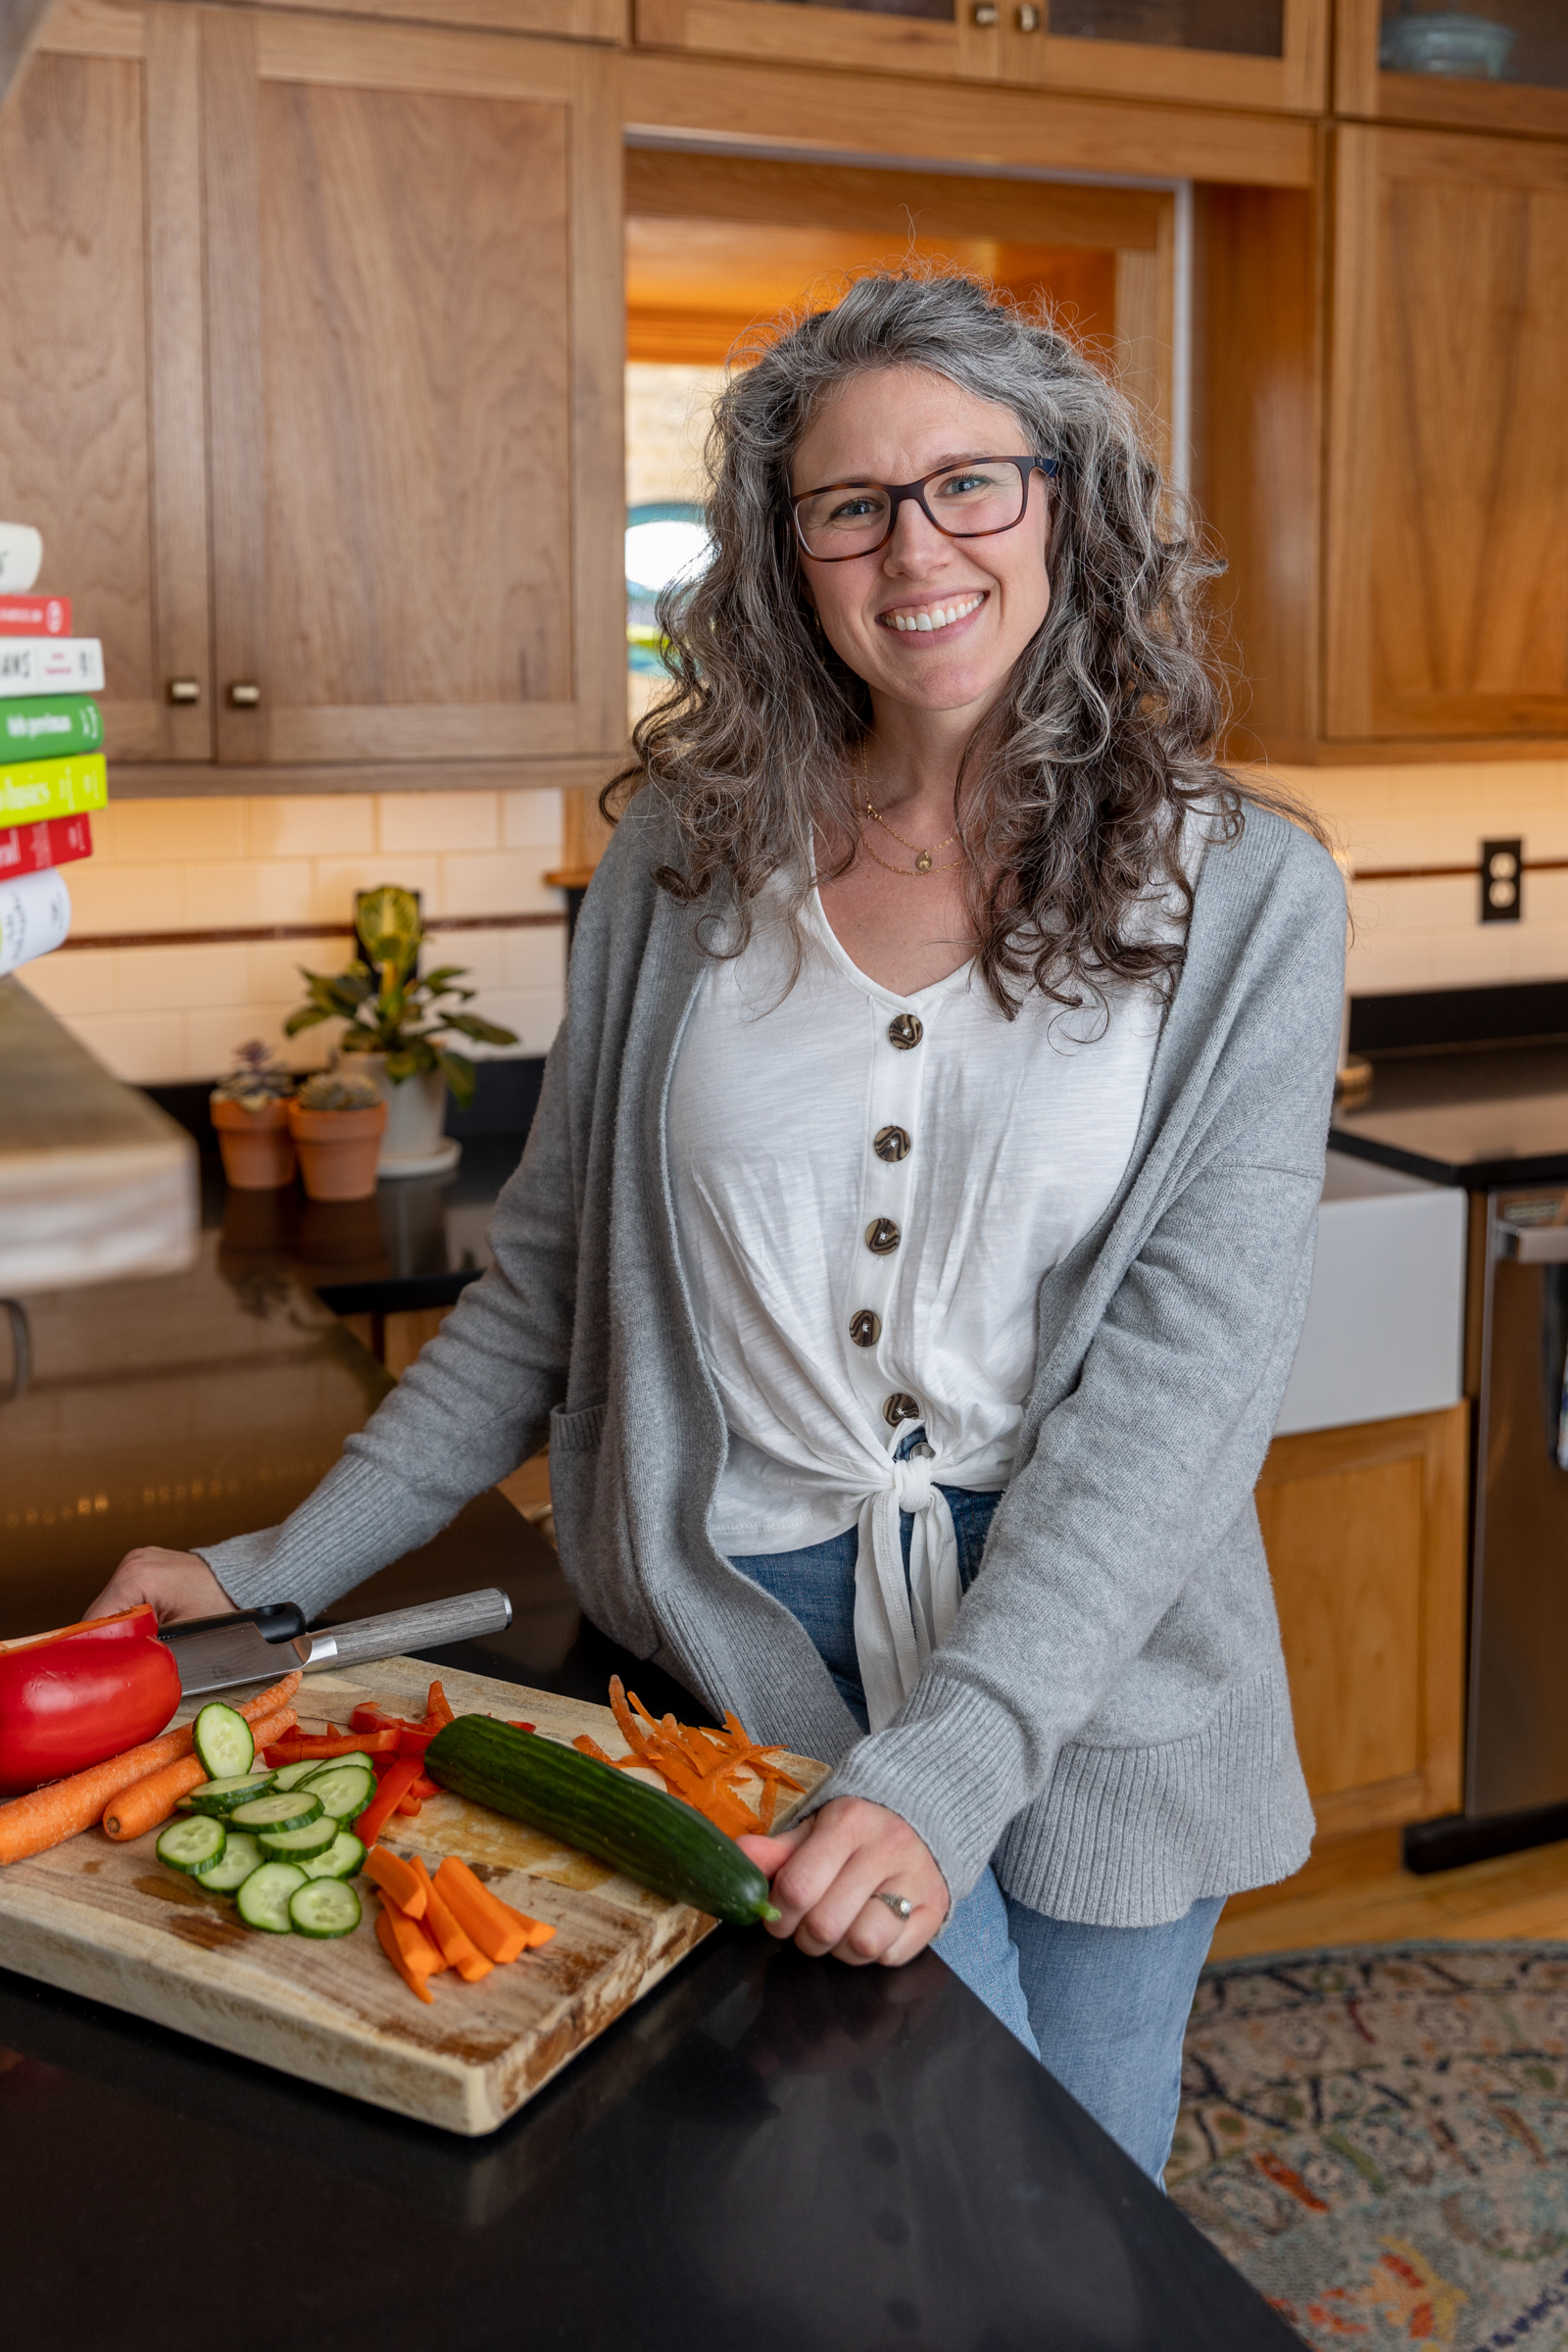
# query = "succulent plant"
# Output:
<box><xmin>284</xmin><ymin>884</ymin><xmax>517</xmax><ymax>1109</ymax></box>
<box><xmin>295</xmin><ymin>1070</ymin><xmax>383</xmax><ymax>1113</ymax></box>
<box><xmin>212</xmin><ymin>1040</ymin><xmax>296</xmax><ymax>1111</ymax></box>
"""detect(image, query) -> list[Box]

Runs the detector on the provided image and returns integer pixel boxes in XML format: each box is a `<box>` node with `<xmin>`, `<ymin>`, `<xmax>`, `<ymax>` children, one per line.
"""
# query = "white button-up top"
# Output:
<box><xmin>667</xmin><ymin>877</ymin><xmax>1185</xmax><ymax>1731</ymax></box>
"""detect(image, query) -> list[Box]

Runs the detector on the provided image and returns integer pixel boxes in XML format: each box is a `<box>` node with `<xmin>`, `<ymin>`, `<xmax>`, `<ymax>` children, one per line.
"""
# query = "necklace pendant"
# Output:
<box><xmin>915</xmin><ymin>851</ymin><xmax>933</xmax><ymax>874</ymax></box>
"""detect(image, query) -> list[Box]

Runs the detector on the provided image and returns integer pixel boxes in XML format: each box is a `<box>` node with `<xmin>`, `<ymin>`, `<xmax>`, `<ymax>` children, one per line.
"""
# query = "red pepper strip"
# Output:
<box><xmin>396</xmin><ymin>1724</ymin><xmax>436</xmax><ymax>1759</ymax></box>
<box><xmin>408</xmin><ymin>1773</ymin><xmax>438</xmax><ymax>1800</ymax></box>
<box><xmin>266</xmin><ymin>1729</ymin><xmax>401</xmax><ymax>1763</ymax></box>
<box><xmin>508</xmin><ymin>1721</ymin><xmax>535</xmax><ymax>1733</ymax></box>
<box><xmin>423</xmin><ymin>1681</ymin><xmax>455</xmax><ymax>1730</ymax></box>
<box><xmin>395</xmin><ymin>1793</ymin><xmax>423</xmax><ymax>1816</ymax></box>
<box><xmin>354</xmin><ymin>1753</ymin><xmax>424</xmax><ymax>1847</ymax></box>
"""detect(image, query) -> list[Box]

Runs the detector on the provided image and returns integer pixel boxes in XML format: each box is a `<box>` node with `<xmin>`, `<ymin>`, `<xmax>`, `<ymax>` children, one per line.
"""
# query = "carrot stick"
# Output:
<box><xmin>433</xmin><ymin>1855</ymin><xmax>530</xmax><ymax>1963</ymax></box>
<box><xmin>103</xmin><ymin>1705</ymin><xmax>297</xmax><ymax>1840</ymax></box>
<box><xmin>410</xmin><ymin>1855</ymin><xmax>493</xmax><ymax>1982</ymax></box>
<box><xmin>375</xmin><ymin>1906</ymin><xmax>434</xmax><ymax>2001</ymax></box>
<box><xmin>380</xmin><ymin>1895</ymin><xmax>447</xmax><ymax>1975</ymax></box>
<box><xmin>364</xmin><ymin>1843</ymin><xmax>426</xmax><ymax>1918</ymax></box>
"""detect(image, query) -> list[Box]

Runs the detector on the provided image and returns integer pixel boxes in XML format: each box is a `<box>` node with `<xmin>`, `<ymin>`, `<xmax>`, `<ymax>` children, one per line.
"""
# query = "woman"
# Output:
<box><xmin>91</xmin><ymin>271</ymin><xmax>1345</xmax><ymax>2183</ymax></box>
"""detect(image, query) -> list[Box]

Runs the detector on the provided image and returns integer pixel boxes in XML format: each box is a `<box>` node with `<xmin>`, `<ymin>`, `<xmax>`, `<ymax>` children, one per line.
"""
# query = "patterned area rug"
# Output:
<box><xmin>1170</xmin><ymin>1945</ymin><xmax>1568</xmax><ymax>2349</ymax></box>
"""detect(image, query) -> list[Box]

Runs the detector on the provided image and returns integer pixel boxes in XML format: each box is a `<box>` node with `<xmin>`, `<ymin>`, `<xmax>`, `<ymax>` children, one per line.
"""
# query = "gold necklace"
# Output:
<box><xmin>858</xmin><ymin>746</ymin><xmax>965</xmax><ymax>878</ymax></box>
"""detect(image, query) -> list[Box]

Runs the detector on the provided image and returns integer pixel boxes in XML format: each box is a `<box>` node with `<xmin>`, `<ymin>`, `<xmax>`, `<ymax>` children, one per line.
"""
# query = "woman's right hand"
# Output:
<box><xmin>86</xmin><ymin>1546</ymin><xmax>235</xmax><ymax>1626</ymax></box>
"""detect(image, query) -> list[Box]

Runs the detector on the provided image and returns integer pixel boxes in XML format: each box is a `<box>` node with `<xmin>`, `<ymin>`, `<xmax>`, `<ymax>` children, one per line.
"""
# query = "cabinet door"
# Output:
<box><xmin>1325</xmin><ymin>125</ymin><xmax>1568</xmax><ymax>744</ymax></box>
<box><xmin>1256</xmin><ymin>1403</ymin><xmax>1466</xmax><ymax>1839</ymax></box>
<box><xmin>0</xmin><ymin>1</ymin><xmax>210</xmax><ymax>761</ymax></box>
<box><xmin>201</xmin><ymin>9</ymin><xmax>623</xmax><ymax>768</ymax></box>
<box><xmin>1003</xmin><ymin>0</ymin><xmax>1326</xmax><ymax>112</ymax></box>
<box><xmin>1337</xmin><ymin>0</ymin><xmax>1568</xmax><ymax>143</ymax></box>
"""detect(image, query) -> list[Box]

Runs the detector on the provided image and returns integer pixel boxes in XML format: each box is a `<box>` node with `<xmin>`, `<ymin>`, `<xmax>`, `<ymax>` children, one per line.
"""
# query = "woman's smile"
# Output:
<box><xmin>878</xmin><ymin>591</ymin><xmax>989</xmax><ymax>636</ymax></box>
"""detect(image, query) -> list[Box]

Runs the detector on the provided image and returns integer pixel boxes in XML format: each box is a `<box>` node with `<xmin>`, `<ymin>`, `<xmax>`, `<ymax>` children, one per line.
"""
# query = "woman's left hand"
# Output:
<box><xmin>737</xmin><ymin>1795</ymin><xmax>949</xmax><ymax>1966</ymax></box>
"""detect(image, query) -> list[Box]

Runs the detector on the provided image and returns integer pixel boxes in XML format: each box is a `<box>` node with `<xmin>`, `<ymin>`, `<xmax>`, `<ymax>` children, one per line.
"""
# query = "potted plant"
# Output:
<box><xmin>286</xmin><ymin>1071</ymin><xmax>387</xmax><ymax>1202</ymax></box>
<box><xmin>210</xmin><ymin>1041</ymin><xmax>297</xmax><ymax>1190</ymax></box>
<box><xmin>283</xmin><ymin>886</ymin><xmax>517</xmax><ymax>1172</ymax></box>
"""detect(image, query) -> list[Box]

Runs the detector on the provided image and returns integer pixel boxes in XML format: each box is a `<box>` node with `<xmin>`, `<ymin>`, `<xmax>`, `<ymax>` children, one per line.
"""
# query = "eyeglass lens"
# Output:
<box><xmin>795</xmin><ymin>461</ymin><xmax>1030</xmax><ymax>560</ymax></box>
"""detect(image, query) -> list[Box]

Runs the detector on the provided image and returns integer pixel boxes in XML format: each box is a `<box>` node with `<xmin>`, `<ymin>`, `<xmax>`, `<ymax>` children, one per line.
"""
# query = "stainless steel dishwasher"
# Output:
<box><xmin>1468</xmin><ymin>1189</ymin><xmax>1568</xmax><ymax>1817</ymax></box>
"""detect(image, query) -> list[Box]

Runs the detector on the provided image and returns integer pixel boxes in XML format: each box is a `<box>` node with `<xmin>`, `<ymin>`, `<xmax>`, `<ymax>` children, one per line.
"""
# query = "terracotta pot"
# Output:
<box><xmin>286</xmin><ymin>1101</ymin><xmax>387</xmax><ymax>1201</ymax></box>
<box><xmin>211</xmin><ymin>1096</ymin><xmax>296</xmax><ymax>1190</ymax></box>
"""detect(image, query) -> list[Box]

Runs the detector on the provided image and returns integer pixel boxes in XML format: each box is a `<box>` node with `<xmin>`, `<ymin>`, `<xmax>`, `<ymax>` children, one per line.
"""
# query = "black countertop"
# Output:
<box><xmin>1333</xmin><ymin>1040</ymin><xmax>1568</xmax><ymax>1191</ymax></box>
<box><xmin>0</xmin><ymin>1167</ymin><xmax>1297</xmax><ymax>2350</ymax></box>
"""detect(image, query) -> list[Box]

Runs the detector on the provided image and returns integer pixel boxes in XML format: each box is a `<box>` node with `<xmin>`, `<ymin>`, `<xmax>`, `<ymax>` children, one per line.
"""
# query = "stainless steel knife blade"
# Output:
<box><xmin>160</xmin><ymin>1588</ymin><xmax>514</xmax><ymax>1698</ymax></box>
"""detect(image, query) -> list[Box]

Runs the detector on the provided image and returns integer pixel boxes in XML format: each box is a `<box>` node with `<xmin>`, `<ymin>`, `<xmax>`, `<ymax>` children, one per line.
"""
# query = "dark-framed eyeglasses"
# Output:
<box><xmin>790</xmin><ymin>454</ymin><xmax>1058</xmax><ymax>564</ymax></box>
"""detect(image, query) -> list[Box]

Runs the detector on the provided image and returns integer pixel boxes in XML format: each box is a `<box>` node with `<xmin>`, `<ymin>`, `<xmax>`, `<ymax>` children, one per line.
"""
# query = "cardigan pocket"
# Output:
<box><xmin>550</xmin><ymin>1397</ymin><xmax>608</xmax><ymax>1455</ymax></box>
<box><xmin>547</xmin><ymin>1397</ymin><xmax>659</xmax><ymax>1658</ymax></box>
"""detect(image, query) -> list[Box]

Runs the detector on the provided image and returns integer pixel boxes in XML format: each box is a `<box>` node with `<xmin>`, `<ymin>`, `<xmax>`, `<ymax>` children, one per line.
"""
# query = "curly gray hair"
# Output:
<box><xmin>614</xmin><ymin>267</ymin><xmax>1305</xmax><ymax>1013</ymax></box>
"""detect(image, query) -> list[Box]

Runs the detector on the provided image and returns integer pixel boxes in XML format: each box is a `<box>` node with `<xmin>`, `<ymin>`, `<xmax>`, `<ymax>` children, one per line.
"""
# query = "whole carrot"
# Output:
<box><xmin>0</xmin><ymin>1668</ymin><xmax>303</xmax><ymax>1867</ymax></box>
<box><xmin>103</xmin><ymin>1704</ymin><xmax>297</xmax><ymax>1841</ymax></box>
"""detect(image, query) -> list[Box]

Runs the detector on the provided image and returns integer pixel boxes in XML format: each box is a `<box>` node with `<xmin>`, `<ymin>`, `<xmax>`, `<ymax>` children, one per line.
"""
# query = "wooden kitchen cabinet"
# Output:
<box><xmin>1336</xmin><ymin>0</ymin><xmax>1568</xmax><ymax>143</ymax></box>
<box><xmin>1257</xmin><ymin>1401</ymin><xmax>1467</xmax><ymax>1840</ymax></box>
<box><xmin>11</xmin><ymin>0</ymin><xmax>625</xmax><ymax>787</ymax></box>
<box><xmin>1324</xmin><ymin>122</ymin><xmax>1568</xmax><ymax>748</ymax></box>
<box><xmin>0</xmin><ymin>3</ymin><xmax>210</xmax><ymax>763</ymax></box>
<box><xmin>634</xmin><ymin>0</ymin><xmax>1327</xmax><ymax>113</ymax></box>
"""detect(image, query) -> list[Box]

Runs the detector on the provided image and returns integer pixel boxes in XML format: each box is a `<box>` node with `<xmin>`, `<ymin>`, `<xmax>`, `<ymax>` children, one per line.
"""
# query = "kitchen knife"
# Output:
<box><xmin>159</xmin><ymin>1588</ymin><xmax>514</xmax><ymax>1697</ymax></box>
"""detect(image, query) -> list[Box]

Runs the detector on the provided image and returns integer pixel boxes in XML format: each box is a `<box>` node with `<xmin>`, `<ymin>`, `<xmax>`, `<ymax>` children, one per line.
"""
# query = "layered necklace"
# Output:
<box><xmin>858</xmin><ymin>745</ymin><xmax>966</xmax><ymax>879</ymax></box>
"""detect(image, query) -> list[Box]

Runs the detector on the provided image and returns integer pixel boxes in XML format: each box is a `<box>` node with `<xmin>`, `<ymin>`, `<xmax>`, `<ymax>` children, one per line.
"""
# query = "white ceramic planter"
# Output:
<box><xmin>352</xmin><ymin>1054</ymin><xmax>448</xmax><ymax>1169</ymax></box>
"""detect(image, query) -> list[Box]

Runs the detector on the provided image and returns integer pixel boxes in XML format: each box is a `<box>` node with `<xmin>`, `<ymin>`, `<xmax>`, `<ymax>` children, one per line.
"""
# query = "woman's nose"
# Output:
<box><xmin>883</xmin><ymin>498</ymin><xmax>949</xmax><ymax>571</ymax></box>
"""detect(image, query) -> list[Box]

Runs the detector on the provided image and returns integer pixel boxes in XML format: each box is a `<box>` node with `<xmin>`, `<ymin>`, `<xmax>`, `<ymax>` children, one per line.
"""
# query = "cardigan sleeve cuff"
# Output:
<box><xmin>195</xmin><ymin>1451</ymin><xmax>447</xmax><ymax>1623</ymax></box>
<box><xmin>799</xmin><ymin>1674</ymin><xmax>1046</xmax><ymax>1909</ymax></box>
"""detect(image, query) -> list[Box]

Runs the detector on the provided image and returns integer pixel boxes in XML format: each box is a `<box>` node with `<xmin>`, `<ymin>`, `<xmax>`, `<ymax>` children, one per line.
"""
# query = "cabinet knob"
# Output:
<box><xmin>227</xmin><ymin>681</ymin><xmax>262</xmax><ymax>709</ymax></box>
<box><xmin>971</xmin><ymin>3</ymin><xmax>999</xmax><ymax>21</ymax></box>
<box><xmin>167</xmin><ymin>678</ymin><xmax>201</xmax><ymax>706</ymax></box>
<box><xmin>1015</xmin><ymin>3</ymin><xmax>1041</xmax><ymax>24</ymax></box>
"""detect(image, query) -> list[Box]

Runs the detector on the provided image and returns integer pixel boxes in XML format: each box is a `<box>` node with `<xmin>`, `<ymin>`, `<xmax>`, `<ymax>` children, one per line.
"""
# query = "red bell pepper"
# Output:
<box><xmin>263</xmin><ymin>1729</ymin><xmax>401</xmax><ymax>1763</ymax></box>
<box><xmin>354</xmin><ymin>1752</ymin><xmax>424</xmax><ymax>1847</ymax></box>
<box><xmin>0</xmin><ymin>1605</ymin><xmax>180</xmax><ymax>1796</ymax></box>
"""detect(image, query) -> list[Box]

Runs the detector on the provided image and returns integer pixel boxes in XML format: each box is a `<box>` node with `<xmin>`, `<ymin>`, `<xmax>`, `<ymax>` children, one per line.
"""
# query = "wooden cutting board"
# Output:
<box><xmin>0</xmin><ymin>1656</ymin><xmax>827</xmax><ymax>2135</ymax></box>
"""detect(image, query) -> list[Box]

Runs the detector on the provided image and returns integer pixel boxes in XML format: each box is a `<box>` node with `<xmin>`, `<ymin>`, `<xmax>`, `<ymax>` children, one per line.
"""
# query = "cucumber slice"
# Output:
<box><xmin>156</xmin><ymin>1814</ymin><xmax>226</xmax><ymax>1876</ymax></box>
<box><xmin>299</xmin><ymin>1831</ymin><xmax>366</xmax><ymax>1882</ymax></box>
<box><xmin>298</xmin><ymin>1762</ymin><xmax>376</xmax><ymax>1821</ymax></box>
<box><xmin>198</xmin><ymin>1831</ymin><xmax>264</xmax><ymax>1893</ymax></box>
<box><xmin>229</xmin><ymin>1789</ymin><xmax>323</xmax><ymax>1833</ymax></box>
<box><xmin>270</xmin><ymin>1758</ymin><xmax>325</xmax><ymax>1791</ymax></box>
<box><xmin>192</xmin><ymin>1701</ymin><xmax>256</xmax><ymax>1782</ymax></box>
<box><xmin>288</xmin><ymin>1880</ymin><xmax>362</xmax><ymax>1938</ymax></box>
<box><xmin>188</xmin><ymin>1772</ymin><xmax>276</xmax><ymax>1817</ymax></box>
<box><xmin>258</xmin><ymin>1813</ymin><xmax>339</xmax><ymax>1861</ymax></box>
<box><xmin>236</xmin><ymin>1861</ymin><xmax>307</xmax><ymax>1932</ymax></box>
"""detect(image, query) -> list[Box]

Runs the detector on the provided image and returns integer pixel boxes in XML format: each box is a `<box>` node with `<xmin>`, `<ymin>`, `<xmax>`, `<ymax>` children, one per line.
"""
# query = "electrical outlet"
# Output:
<box><xmin>1481</xmin><ymin>839</ymin><xmax>1522</xmax><ymax>923</ymax></box>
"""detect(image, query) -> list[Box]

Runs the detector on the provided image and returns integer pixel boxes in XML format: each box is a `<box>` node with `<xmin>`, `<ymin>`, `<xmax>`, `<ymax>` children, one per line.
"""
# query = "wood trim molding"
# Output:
<box><xmin>105</xmin><ymin>754</ymin><xmax>625</xmax><ymax>798</ymax></box>
<box><xmin>58</xmin><ymin>911</ymin><xmax>567</xmax><ymax>952</ymax></box>
<box><xmin>618</xmin><ymin>49</ymin><xmax>1317</xmax><ymax>190</ymax></box>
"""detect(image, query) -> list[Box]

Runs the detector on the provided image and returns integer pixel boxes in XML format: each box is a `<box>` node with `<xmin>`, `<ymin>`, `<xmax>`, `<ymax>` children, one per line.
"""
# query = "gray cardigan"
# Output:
<box><xmin>204</xmin><ymin>791</ymin><xmax>1346</xmax><ymax>1928</ymax></box>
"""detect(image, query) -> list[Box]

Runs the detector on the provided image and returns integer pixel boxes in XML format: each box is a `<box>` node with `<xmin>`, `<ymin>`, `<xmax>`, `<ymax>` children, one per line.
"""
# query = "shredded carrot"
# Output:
<box><xmin>580</xmin><ymin>1683</ymin><xmax>804</xmax><ymax>1838</ymax></box>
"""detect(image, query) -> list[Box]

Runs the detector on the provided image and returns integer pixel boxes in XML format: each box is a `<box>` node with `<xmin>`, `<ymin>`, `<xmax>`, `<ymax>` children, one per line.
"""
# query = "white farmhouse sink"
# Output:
<box><xmin>1274</xmin><ymin>1149</ymin><xmax>1466</xmax><ymax>1437</ymax></box>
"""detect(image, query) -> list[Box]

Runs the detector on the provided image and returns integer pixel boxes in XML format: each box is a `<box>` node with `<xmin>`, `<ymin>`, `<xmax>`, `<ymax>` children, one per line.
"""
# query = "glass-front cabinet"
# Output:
<box><xmin>1338</xmin><ymin>0</ymin><xmax>1568</xmax><ymax>134</ymax></box>
<box><xmin>633</xmin><ymin>0</ymin><xmax>1327</xmax><ymax>111</ymax></box>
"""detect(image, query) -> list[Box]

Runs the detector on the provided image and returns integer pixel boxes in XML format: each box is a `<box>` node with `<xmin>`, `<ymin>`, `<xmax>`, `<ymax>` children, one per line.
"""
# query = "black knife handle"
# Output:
<box><xmin>159</xmin><ymin>1603</ymin><xmax>308</xmax><ymax>1644</ymax></box>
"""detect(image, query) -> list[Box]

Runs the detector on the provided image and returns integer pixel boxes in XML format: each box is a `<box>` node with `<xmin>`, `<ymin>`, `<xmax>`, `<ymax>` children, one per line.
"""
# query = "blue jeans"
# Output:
<box><xmin>730</xmin><ymin>1452</ymin><xmax>1223</xmax><ymax>2183</ymax></box>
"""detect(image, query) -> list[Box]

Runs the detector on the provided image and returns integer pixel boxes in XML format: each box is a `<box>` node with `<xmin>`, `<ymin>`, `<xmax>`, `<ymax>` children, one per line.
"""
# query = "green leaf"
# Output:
<box><xmin>282</xmin><ymin>1006</ymin><xmax>332</xmax><ymax>1035</ymax></box>
<box><xmin>355</xmin><ymin>886</ymin><xmax>424</xmax><ymax>969</ymax></box>
<box><xmin>435</xmin><ymin>1046</ymin><xmax>475</xmax><ymax>1108</ymax></box>
<box><xmin>442</xmin><ymin>1012</ymin><xmax>520</xmax><ymax>1047</ymax></box>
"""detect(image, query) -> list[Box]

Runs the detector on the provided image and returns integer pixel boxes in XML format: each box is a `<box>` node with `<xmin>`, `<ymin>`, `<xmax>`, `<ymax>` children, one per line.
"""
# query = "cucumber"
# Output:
<box><xmin>236</xmin><ymin>1861</ymin><xmax>307</xmax><ymax>1932</ymax></box>
<box><xmin>188</xmin><ymin>1772</ymin><xmax>276</xmax><ymax>1817</ymax></box>
<box><xmin>156</xmin><ymin>1814</ymin><xmax>227</xmax><ymax>1876</ymax></box>
<box><xmin>258</xmin><ymin>1813</ymin><xmax>339</xmax><ymax>1861</ymax></box>
<box><xmin>199</xmin><ymin>1832</ymin><xmax>265</xmax><ymax>1893</ymax></box>
<box><xmin>192</xmin><ymin>1701</ymin><xmax>255</xmax><ymax>1782</ymax></box>
<box><xmin>270</xmin><ymin>1758</ymin><xmax>325</xmax><ymax>1790</ymax></box>
<box><xmin>299</xmin><ymin>1831</ymin><xmax>366</xmax><ymax>1882</ymax></box>
<box><xmin>288</xmin><ymin>1880</ymin><xmax>362</xmax><ymax>1938</ymax></box>
<box><xmin>229</xmin><ymin>1789</ymin><xmax>323</xmax><ymax>1833</ymax></box>
<box><xmin>297</xmin><ymin>1762</ymin><xmax>375</xmax><ymax>1820</ymax></box>
<box><xmin>423</xmin><ymin>1717</ymin><xmax>781</xmax><ymax>1928</ymax></box>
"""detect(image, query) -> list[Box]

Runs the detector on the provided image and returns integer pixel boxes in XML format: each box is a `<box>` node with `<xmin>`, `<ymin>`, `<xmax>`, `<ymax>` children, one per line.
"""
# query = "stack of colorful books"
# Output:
<box><xmin>0</xmin><ymin>519</ymin><xmax>106</xmax><ymax>981</ymax></box>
